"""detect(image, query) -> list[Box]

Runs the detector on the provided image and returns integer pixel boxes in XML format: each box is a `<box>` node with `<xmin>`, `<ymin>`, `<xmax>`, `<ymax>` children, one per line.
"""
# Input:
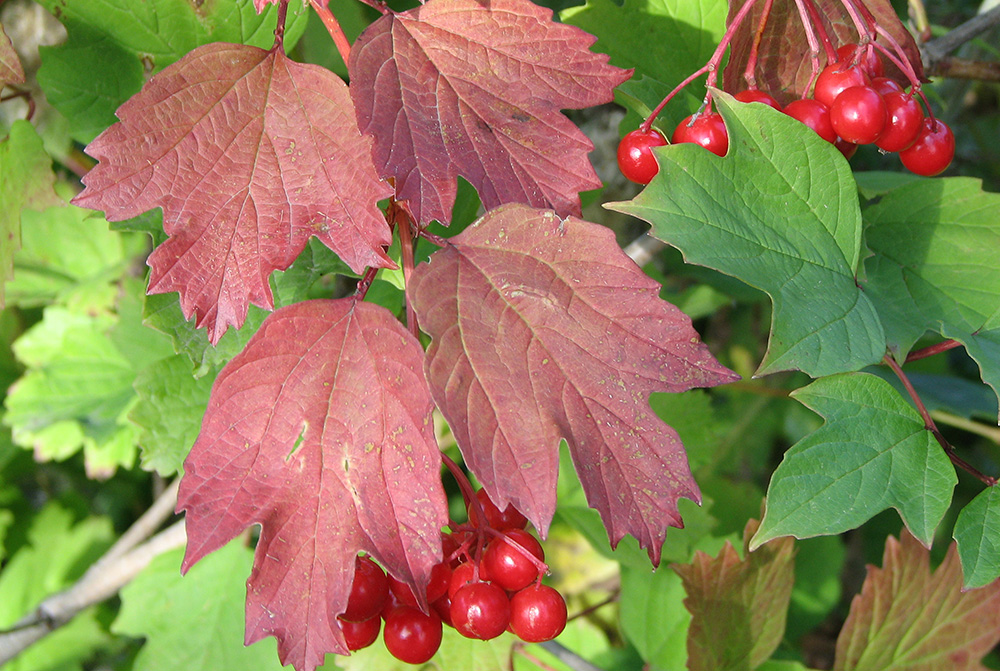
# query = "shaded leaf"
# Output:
<box><xmin>674</xmin><ymin>519</ymin><xmax>796</xmax><ymax>671</ymax></box>
<box><xmin>953</xmin><ymin>487</ymin><xmax>1000</xmax><ymax>590</ymax></box>
<box><xmin>73</xmin><ymin>42</ymin><xmax>393</xmax><ymax>344</ymax></box>
<box><xmin>176</xmin><ymin>298</ymin><xmax>448</xmax><ymax>671</ymax></box>
<box><xmin>833</xmin><ymin>531</ymin><xmax>1000</xmax><ymax>671</ymax></box>
<box><xmin>722</xmin><ymin>0</ymin><xmax>922</xmax><ymax>104</ymax></box>
<box><xmin>619</xmin><ymin>562</ymin><xmax>691</xmax><ymax>670</ymax></box>
<box><xmin>861</xmin><ymin>177</ymin><xmax>1000</xmax><ymax>416</ymax></box>
<box><xmin>409</xmin><ymin>204</ymin><xmax>737</xmax><ymax>564</ymax></box>
<box><xmin>609</xmin><ymin>92</ymin><xmax>885</xmax><ymax>378</ymax></box>
<box><xmin>0</xmin><ymin>22</ymin><xmax>25</xmax><ymax>89</ymax></box>
<box><xmin>129</xmin><ymin>355</ymin><xmax>214</xmax><ymax>477</ymax></box>
<box><xmin>0</xmin><ymin>504</ymin><xmax>113</xmax><ymax>671</ymax></box>
<box><xmin>0</xmin><ymin>121</ymin><xmax>62</xmax><ymax>309</ymax></box>
<box><xmin>751</xmin><ymin>373</ymin><xmax>955</xmax><ymax>550</ymax></box>
<box><xmin>348</xmin><ymin>0</ymin><xmax>629</xmax><ymax>226</ymax></box>
<box><xmin>114</xmin><ymin>543</ymin><xmax>287</xmax><ymax>671</ymax></box>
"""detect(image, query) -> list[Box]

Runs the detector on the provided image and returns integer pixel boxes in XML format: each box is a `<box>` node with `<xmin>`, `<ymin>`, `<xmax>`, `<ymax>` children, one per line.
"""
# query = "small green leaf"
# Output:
<box><xmin>0</xmin><ymin>121</ymin><xmax>61</xmax><ymax>309</ymax></box>
<box><xmin>114</xmin><ymin>542</ymin><xmax>288</xmax><ymax>671</ymax></box>
<box><xmin>0</xmin><ymin>503</ymin><xmax>113</xmax><ymax>671</ymax></box>
<box><xmin>129</xmin><ymin>355</ymin><xmax>214</xmax><ymax>476</ymax></box>
<box><xmin>752</xmin><ymin>372</ymin><xmax>956</xmax><ymax>549</ymax></box>
<box><xmin>610</xmin><ymin>93</ymin><xmax>885</xmax><ymax>378</ymax></box>
<box><xmin>619</xmin><ymin>564</ymin><xmax>690</xmax><ymax>670</ymax></box>
<box><xmin>953</xmin><ymin>486</ymin><xmax>1000</xmax><ymax>589</ymax></box>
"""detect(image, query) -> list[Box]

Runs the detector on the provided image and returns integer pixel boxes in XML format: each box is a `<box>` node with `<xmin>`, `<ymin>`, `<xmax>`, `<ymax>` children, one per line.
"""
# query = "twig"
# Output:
<box><xmin>922</xmin><ymin>5</ymin><xmax>1000</xmax><ymax>63</ymax></box>
<box><xmin>931</xmin><ymin>410</ymin><xmax>1000</xmax><ymax>445</ymax></box>
<box><xmin>904</xmin><ymin>338</ymin><xmax>961</xmax><ymax>363</ymax></box>
<box><xmin>621</xmin><ymin>234</ymin><xmax>665</xmax><ymax>268</ymax></box>
<box><xmin>537</xmin><ymin>640</ymin><xmax>608</xmax><ymax>671</ymax></box>
<box><xmin>308</xmin><ymin>0</ymin><xmax>353</xmax><ymax>65</ymax></box>
<box><xmin>0</xmin><ymin>520</ymin><xmax>187</xmax><ymax>665</ymax></box>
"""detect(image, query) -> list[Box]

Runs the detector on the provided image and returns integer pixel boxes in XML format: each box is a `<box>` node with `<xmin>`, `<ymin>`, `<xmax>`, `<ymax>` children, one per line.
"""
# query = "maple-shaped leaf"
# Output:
<box><xmin>176</xmin><ymin>298</ymin><xmax>449</xmax><ymax>671</ymax></box>
<box><xmin>673</xmin><ymin>519</ymin><xmax>796</xmax><ymax>671</ymax></box>
<box><xmin>348</xmin><ymin>0</ymin><xmax>630</xmax><ymax>227</ymax></box>
<box><xmin>834</xmin><ymin>530</ymin><xmax>1000</xmax><ymax>671</ymax></box>
<box><xmin>408</xmin><ymin>204</ymin><xmax>738</xmax><ymax>564</ymax></box>
<box><xmin>722</xmin><ymin>0</ymin><xmax>923</xmax><ymax>104</ymax></box>
<box><xmin>0</xmin><ymin>22</ymin><xmax>25</xmax><ymax>89</ymax></box>
<box><xmin>73</xmin><ymin>42</ymin><xmax>394</xmax><ymax>344</ymax></box>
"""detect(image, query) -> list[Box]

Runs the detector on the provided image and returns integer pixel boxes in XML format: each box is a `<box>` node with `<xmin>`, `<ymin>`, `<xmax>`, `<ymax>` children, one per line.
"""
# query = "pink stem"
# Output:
<box><xmin>743</xmin><ymin>0</ymin><xmax>775</xmax><ymax>89</ymax></box>
<box><xmin>905</xmin><ymin>339</ymin><xmax>961</xmax><ymax>363</ymax></box>
<box><xmin>308</xmin><ymin>0</ymin><xmax>352</xmax><ymax>65</ymax></box>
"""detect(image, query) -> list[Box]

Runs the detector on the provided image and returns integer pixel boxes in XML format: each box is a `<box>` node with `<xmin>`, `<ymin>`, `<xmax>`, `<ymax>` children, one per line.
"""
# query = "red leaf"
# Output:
<box><xmin>176</xmin><ymin>298</ymin><xmax>448</xmax><ymax>671</ymax></box>
<box><xmin>0</xmin><ymin>23</ymin><xmax>25</xmax><ymax>90</ymax></box>
<box><xmin>73</xmin><ymin>43</ymin><xmax>394</xmax><ymax>344</ymax></box>
<box><xmin>408</xmin><ymin>204</ymin><xmax>738</xmax><ymax>564</ymax></box>
<box><xmin>348</xmin><ymin>0</ymin><xmax>630</xmax><ymax>227</ymax></box>
<box><xmin>834</xmin><ymin>530</ymin><xmax>1000</xmax><ymax>671</ymax></box>
<box><xmin>722</xmin><ymin>0</ymin><xmax>923</xmax><ymax>104</ymax></box>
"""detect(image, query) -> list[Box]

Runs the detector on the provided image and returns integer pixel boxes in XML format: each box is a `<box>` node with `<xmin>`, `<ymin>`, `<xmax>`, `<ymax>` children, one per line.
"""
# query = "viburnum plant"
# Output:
<box><xmin>2</xmin><ymin>0</ymin><xmax>1000</xmax><ymax>670</ymax></box>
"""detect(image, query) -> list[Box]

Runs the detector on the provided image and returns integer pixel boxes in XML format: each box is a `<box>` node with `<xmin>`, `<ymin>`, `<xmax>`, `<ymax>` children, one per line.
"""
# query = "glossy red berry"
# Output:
<box><xmin>342</xmin><ymin>555</ymin><xmax>389</xmax><ymax>622</ymax></box>
<box><xmin>509</xmin><ymin>584</ymin><xmax>568</xmax><ymax>643</ymax></box>
<box><xmin>338</xmin><ymin>616</ymin><xmax>380</xmax><ymax>651</ymax></box>
<box><xmin>448</xmin><ymin>561</ymin><xmax>479</xmax><ymax>599</ymax></box>
<box><xmin>471</xmin><ymin>488</ymin><xmax>529</xmax><ymax>531</ymax></box>
<box><xmin>784</xmin><ymin>98</ymin><xmax>837</xmax><ymax>143</ymax></box>
<box><xmin>813</xmin><ymin>62</ymin><xmax>868</xmax><ymax>108</ymax></box>
<box><xmin>383</xmin><ymin>606</ymin><xmax>443</xmax><ymax>664</ymax></box>
<box><xmin>734</xmin><ymin>89</ymin><xmax>782</xmax><ymax>110</ymax></box>
<box><xmin>483</xmin><ymin>530</ymin><xmax>545</xmax><ymax>592</ymax></box>
<box><xmin>835</xmin><ymin>138</ymin><xmax>858</xmax><ymax>160</ymax></box>
<box><xmin>875</xmin><ymin>91</ymin><xmax>924</xmax><ymax>152</ymax></box>
<box><xmin>899</xmin><ymin>118</ymin><xmax>955</xmax><ymax>176</ymax></box>
<box><xmin>836</xmin><ymin>43</ymin><xmax>884</xmax><ymax>79</ymax></box>
<box><xmin>870</xmin><ymin>76</ymin><xmax>903</xmax><ymax>96</ymax></box>
<box><xmin>450</xmin><ymin>582</ymin><xmax>511</xmax><ymax>640</ymax></box>
<box><xmin>616</xmin><ymin>127</ymin><xmax>668</xmax><ymax>185</ymax></box>
<box><xmin>830</xmin><ymin>85</ymin><xmax>886</xmax><ymax>144</ymax></box>
<box><xmin>672</xmin><ymin>113</ymin><xmax>728</xmax><ymax>157</ymax></box>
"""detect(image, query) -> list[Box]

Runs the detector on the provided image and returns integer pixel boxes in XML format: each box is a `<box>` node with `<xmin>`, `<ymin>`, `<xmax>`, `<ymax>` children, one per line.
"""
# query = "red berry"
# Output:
<box><xmin>388</xmin><ymin>574</ymin><xmax>418</xmax><ymax>607</ymax></box>
<box><xmin>835</xmin><ymin>138</ymin><xmax>858</xmax><ymax>160</ymax></box>
<box><xmin>870</xmin><ymin>77</ymin><xmax>904</xmax><ymax>96</ymax></box>
<box><xmin>482</xmin><ymin>530</ymin><xmax>545</xmax><ymax>592</ymax></box>
<box><xmin>342</xmin><ymin>555</ymin><xmax>389</xmax><ymax>622</ymax></box>
<box><xmin>784</xmin><ymin>98</ymin><xmax>837</xmax><ymax>143</ymax></box>
<box><xmin>836</xmin><ymin>43</ymin><xmax>884</xmax><ymax>79</ymax></box>
<box><xmin>734</xmin><ymin>89</ymin><xmax>782</xmax><ymax>110</ymax></box>
<box><xmin>509</xmin><ymin>584</ymin><xmax>567</xmax><ymax>643</ymax></box>
<box><xmin>338</xmin><ymin>616</ymin><xmax>380</xmax><ymax>651</ymax></box>
<box><xmin>875</xmin><ymin>91</ymin><xmax>924</xmax><ymax>152</ymax></box>
<box><xmin>450</xmin><ymin>582</ymin><xmax>511</xmax><ymax>640</ymax></box>
<box><xmin>383</xmin><ymin>606</ymin><xmax>442</xmax><ymax>664</ymax></box>
<box><xmin>899</xmin><ymin>118</ymin><xmax>954</xmax><ymax>176</ymax></box>
<box><xmin>426</xmin><ymin>561</ymin><xmax>452</xmax><ymax>603</ymax></box>
<box><xmin>431</xmin><ymin>593</ymin><xmax>454</xmax><ymax>627</ymax></box>
<box><xmin>813</xmin><ymin>62</ymin><xmax>868</xmax><ymax>108</ymax></box>
<box><xmin>448</xmin><ymin>561</ymin><xmax>479</xmax><ymax>599</ymax></box>
<box><xmin>471</xmin><ymin>488</ymin><xmax>529</xmax><ymax>531</ymax></box>
<box><xmin>830</xmin><ymin>85</ymin><xmax>886</xmax><ymax>144</ymax></box>
<box><xmin>616</xmin><ymin>128</ymin><xmax>668</xmax><ymax>185</ymax></box>
<box><xmin>672</xmin><ymin>113</ymin><xmax>728</xmax><ymax>157</ymax></box>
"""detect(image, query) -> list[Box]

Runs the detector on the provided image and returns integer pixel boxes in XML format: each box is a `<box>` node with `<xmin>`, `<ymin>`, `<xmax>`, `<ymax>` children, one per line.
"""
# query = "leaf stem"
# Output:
<box><xmin>308</xmin><ymin>0</ymin><xmax>352</xmax><ymax>66</ymax></box>
<box><xmin>904</xmin><ymin>339</ymin><xmax>961</xmax><ymax>363</ymax></box>
<box><xmin>392</xmin><ymin>199</ymin><xmax>420</xmax><ymax>340</ymax></box>
<box><xmin>354</xmin><ymin>266</ymin><xmax>379</xmax><ymax>300</ymax></box>
<box><xmin>791</xmin><ymin>0</ymin><xmax>826</xmax><ymax>95</ymax></box>
<box><xmin>742</xmin><ymin>0</ymin><xmax>775</xmax><ymax>89</ymax></box>
<box><xmin>883</xmin><ymin>353</ymin><xmax>998</xmax><ymax>486</ymax></box>
<box><xmin>641</xmin><ymin>0</ymin><xmax>759</xmax><ymax>131</ymax></box>
<box><xmin>273</xmin><ymin>0</ymin><xmax>289</xmax><ymax>50</ymax></box>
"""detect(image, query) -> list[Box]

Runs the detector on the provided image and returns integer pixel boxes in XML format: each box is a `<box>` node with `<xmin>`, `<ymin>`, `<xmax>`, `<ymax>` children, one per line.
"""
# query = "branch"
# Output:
<box><xmin>924</xmin><ymin>57</ymin><xmax>1000</xmax><ymax>82</ymax></box>
<box><xmin>536</xmin><ymin>640</ymin><xmax>609</xmax><ymax>671</ymax></box>
<box><xmin>922</xmin><ymin>5</ymin><xmax>1000</xmax><ymax>63</ymax></box>
<box><xmin>0</xmin><ymin>484</ymin><xmax>186</xmax><ymax>665</ymax></box>
<box><xmin>622</xmin><ymin>233</ymin><xmax>665</xmax><ymax>268</ymax></box>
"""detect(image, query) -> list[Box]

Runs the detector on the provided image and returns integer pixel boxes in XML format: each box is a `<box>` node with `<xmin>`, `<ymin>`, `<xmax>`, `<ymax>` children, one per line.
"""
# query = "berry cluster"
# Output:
<box><xmin>618</xmin><ymin>42</ymin><xmax>955</xmax><ymax>186</ymax></box>
<box><xmin>334</xmin><ymin>489</ymin><xmax>567</xmax><ymax>664</ymax></box>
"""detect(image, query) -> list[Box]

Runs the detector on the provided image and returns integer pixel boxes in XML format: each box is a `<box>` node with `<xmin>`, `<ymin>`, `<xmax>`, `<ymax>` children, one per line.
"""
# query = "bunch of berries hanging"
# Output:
<box><xmin>618</xmin><ymin>0</ymin><xmax>954</xmax><ymax>185</ymax></box>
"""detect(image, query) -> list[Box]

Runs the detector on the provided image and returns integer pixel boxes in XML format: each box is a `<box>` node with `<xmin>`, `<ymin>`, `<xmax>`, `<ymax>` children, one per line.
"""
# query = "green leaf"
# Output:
<box><xmin>7</xmin><ymin>204</ymin><xmax>145</xmax><ymax>308</ymax></box>
<box><xmin>0</xmin><ymin>120</ymin><xmax>61</xmax><ymax>309</ymax></box>
<box><xmin>37</xmin><ymin>23</ymin><xmax>145</xmax><ymax>143</ymax></box>
<box><xmin>953</xmin><ymin>486</ymin><xmax>1000</xmax><ymax>589</ymax></box>
<box><xmin>341</xmin><ymin>628</ymin><xmax>513</xmax><ymax>671</ymax></box>
<box><xmin>752</xmin><ymin>373</ymin><xmax>956</xmax><ymax>550</ymax></box>
<box><xmin>114</xmin><ymin>542</ymin><xmax>290</xmax><ymax>671</ymax></box>
<box><xmin>3</xmin><ymin>280</ymin><xmax>173</xmax><ymax>477</ymax></box>
<box><xmin>619</xmin><ymin>564</ymin><xmax>690</xmax><ymax>670</ymax></box>
<box><xmin>0</xmin><ymin>503</ymin><xmax>113</xmax><ymax>671</ymax></box>
<box><xmin>129</xmin><ymin>354</ymin><xmax>213</xmax><ymax>476</ymax></box>
<box><xmin>561</xmin><ymin>0</ymin><xmax>726</xmax><ymax>92</ymax></box>
<box><xmin>609</xmin><ymin>93</ymin><xmax>885</xmax><ymax>378</ymax></box>
<box><xmin>861</xmin><ymin>177</ymin><xmax>1000</xmax><ymax>413</ymax></box>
